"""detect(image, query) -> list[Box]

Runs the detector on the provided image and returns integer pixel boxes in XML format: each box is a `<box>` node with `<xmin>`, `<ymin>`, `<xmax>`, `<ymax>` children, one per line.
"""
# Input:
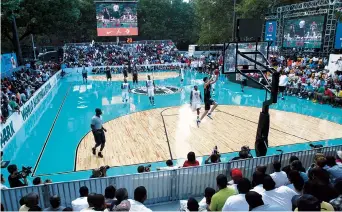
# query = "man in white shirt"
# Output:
<box><xmin>251</xmin><ymin>171</ymin><xmax>265</xmax><ymax>193</ymax></box>
<box><xmin>261</xmin><ymin>176</ymin><xmax>297</xmax><ymax>211</ymax></box>
<box><xmin>278</xmin><ymin>72</ymin><xmax>288</xmax><ymax>100</ymax></box>
<box><xmin>0</xmin><ymin>174</ymin><xmax>8</xmax><ymax>189</ymax></box>
<box><xmin>245</xmin><ymin>191</ymin><xmax>283</xmax><ymax>211</ymax></box>
<box><xmin>222</xmin><ymin>178</ymin><xmax>251</xmax><ymax>211</ymax></box>
<box><xmin>72</xmin><ymin>186</ymin><xmax>89</xmax><ymax>211</ymax></box>
<box><xmin>129</xmin><ymin>186</ymin><xmax>152</xmax><ymax>212</ymax></box>
<box><xmin>270</xmin><ymin>161</ymin><xmax>289</xmax><ymax>188</ymax></box>
<box><xmin>156</xmin><ymin>160</ymin><xmax>179</xmax><ymax>171</ymax></box>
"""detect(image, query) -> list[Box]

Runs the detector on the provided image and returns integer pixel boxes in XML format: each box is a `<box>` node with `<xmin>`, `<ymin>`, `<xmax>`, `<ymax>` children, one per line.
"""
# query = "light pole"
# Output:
<box><xmin>31</xmin><ymin>34</ymin><xmax>37</xmax><ymax>60</ymax></box>
<box><xmin>232</xmin><ymin>0</ymin><xmax>236</xmax><ymax>41</ymax></box>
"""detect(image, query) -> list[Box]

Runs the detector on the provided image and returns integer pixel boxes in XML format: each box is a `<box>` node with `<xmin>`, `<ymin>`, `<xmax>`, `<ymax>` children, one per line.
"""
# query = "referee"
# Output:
<box><xmin>91</xmin><ymin>108</ymin><xmax>107</xmax><ymax>158</ymax></box>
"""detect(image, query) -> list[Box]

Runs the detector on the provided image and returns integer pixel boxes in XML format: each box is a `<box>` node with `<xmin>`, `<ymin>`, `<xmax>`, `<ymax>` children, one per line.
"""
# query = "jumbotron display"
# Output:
<box><xmin>283</xmin><ymin>15</ymin><xmax>325</xmax><ymax>48</ymax></box>
<box><xmin>96</xmin><ymin>1</ymin><xmax>138</xmax><ymax>36</ymax></box>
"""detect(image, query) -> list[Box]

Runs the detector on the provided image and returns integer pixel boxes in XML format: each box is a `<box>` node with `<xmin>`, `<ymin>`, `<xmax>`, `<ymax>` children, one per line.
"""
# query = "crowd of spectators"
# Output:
<box><xmin>3</xmin><ymin>150</ymin><xmax>341</xmax><ymax>211</ymax></box>
<box><xmin>1</xmin><ymin>61</ymin><xmax>60</xmax><ymax>123</ymax></box>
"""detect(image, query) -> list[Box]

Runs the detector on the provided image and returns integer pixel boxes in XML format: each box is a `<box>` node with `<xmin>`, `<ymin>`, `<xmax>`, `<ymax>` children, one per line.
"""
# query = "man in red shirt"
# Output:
<box><xmin>323</xmin><ymin>86</ymin><xmax>334</xmax><ymax>103</ymax></box>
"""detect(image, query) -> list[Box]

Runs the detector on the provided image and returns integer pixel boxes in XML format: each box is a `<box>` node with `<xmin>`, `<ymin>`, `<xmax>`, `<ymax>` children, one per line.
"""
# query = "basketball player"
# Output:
<box><xmin>146</xmin><ymin>75</ymin><xmax>155</xmax><ymax>106</ymax></box>
<box><xmin>132</xmin><ymin>66</ymin><xmax>138</xmax><ymax>86</ymax></box>
<box><xmin>123</xmin><ymin>66</ymin><xmax>128</xmax><ymax>78</ymax></box>
<box><xmin>91</xmin><ymin>108</ymin><xmax>107</xmax><ymax>158</ymax></box>
<box><xmin>82</xmin><ymin>66</ymin><xmax>87</xmax><ymax>83</ymax></box>
<box><xmin>180</xmin><ymin>66</ymin><xmax>184</xmax><ymax>82</ymax></box>
<box><xmin>121</xmin><ymin>78</ymin><xmax>131</xmax><ymax>103</ymax></box>
<box><xmin>240</xmin><ymin>73</ymin><xmax>247</xmax><ymax>92</ymax></box>
<box><xmin>105</xmin><ymin>66</ymin><xmax>112</xmax><ymax>81</ymax></box>
<box><xmin>198</xmin><ymin>76</ymin><xmax>218</xmax><ymax>124</ymax></box>
<box><xmin>211</xmin><ymin>69</ymin><xmax>219</xmax><ymax>96</ymax></box>
<box><xmin>190</xmin><ymin>85</ymin><xmax>202</xmax><ymax>126</ymax></box>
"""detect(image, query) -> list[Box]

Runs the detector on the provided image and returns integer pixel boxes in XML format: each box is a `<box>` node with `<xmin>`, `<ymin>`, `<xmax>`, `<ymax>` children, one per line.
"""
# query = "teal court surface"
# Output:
<box><xmin>2</xmin><ymin>69</ymin><xmax>342</xmax><ymax>184</ymax></box>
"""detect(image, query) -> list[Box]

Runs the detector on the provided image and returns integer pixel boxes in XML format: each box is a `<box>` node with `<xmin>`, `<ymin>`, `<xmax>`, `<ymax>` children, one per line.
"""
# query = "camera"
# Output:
<box><xmin>309</xmin><ymin>144</ymin><xmax>323</xmax><ymax>149</ymax></box>
<box><xmin>212</xmin><ymin>146</ymin><xmax>219</xmax><ymax>155</ymax></box>
<box><xmin>18</xmin><ymin>166</ymin><xmax>32</xmax><ymax>178</ymax></box>
<box><xmin>91</xmin><ymin>165</ymin><xmax>110</xmax><ymax>178</ymax></box>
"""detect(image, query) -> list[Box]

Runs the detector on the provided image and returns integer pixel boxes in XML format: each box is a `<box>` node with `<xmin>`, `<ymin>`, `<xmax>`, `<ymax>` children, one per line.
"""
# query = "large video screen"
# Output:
<box><xmin>264</xmin><ymin>21</ymin><xmax>277</xmax><ymax>46</ymax></box>
<box><xmin>283</xmin><ymin>15</ymin><xmax>325</xmax><ymax>48</ymax></box>
<box><xmin>1</xmin><ymin>53</ymin><xmax>17</xmax><ymax>78</ymax></box>
<box><xmin>335</xmin><ymin>21</ymin><xmax>342</xmax><ymax>49</ymax></box>
<box><xmin>96</xmin><ymin>1</ymin><xmax>138</xmax><ymax>36</ymax></box>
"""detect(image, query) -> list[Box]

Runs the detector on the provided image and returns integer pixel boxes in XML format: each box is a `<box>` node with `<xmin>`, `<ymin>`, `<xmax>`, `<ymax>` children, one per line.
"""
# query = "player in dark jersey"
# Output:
<box><xmin>132</xmin><ymin>66</ymin><xmax>138</xmax><ymax>86</ymax></box>
<box><xmin>198</xmin><ymin>76</ymin><xmax>218</xmax><ymax>125</ymax></box>
<box><xmin>105</xmin><ymin>66</ymin><xmax>112</xmax><ymax>81</ymax></box>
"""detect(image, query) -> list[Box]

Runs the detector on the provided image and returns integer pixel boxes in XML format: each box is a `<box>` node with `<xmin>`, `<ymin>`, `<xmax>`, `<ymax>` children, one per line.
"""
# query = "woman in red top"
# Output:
<box><xmin>183</xmin><ymin>152</ymin><xmax>200</xmax><ymax>167</ymax></box>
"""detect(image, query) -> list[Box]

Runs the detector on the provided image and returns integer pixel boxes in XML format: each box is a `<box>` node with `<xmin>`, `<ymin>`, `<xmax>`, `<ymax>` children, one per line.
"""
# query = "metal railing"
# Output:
<box><xmin>2</xmin><ymin>145</ymin><xmax>341</xmax><ymax>210</ymax></box>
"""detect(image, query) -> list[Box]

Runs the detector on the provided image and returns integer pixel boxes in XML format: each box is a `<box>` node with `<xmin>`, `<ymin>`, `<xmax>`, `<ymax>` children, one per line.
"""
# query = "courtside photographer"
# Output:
<box><xmin>90</xmin><ymin>165</ymin><xmax>110</xmax><ymax>178</ymax></box>
<box><xmin>7</xmin><ymin>164</ymin><xmax>31</xmax><ymax>188</ymax></box>
<box><xmin>205</xmin><ymin>146</ymin><xmax>221</xmax><ymax>164</ymax></box>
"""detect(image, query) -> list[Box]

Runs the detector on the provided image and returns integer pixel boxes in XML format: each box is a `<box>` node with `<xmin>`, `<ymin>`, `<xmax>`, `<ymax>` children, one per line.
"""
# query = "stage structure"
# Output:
<box><xmin>264</xmin><ymin>0</ymin><xmax>342</xmax><ymax>56</ymax></box>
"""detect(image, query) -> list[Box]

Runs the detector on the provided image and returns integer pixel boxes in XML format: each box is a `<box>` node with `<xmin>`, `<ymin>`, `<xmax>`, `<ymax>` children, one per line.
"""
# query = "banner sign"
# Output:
<box><xmin>335</xmin><ymin>21</ymin><xmax>342</xmax><ymax>49</ymax></box>
<box><xmin>264</xmin><ymin>21</ymin><xmax>277</xmax><ymax>46</ymax></box>
<box><xmin>0</xmin><ymin>70</ymin><xmax>61</xmax><ymax>150</ymax></box>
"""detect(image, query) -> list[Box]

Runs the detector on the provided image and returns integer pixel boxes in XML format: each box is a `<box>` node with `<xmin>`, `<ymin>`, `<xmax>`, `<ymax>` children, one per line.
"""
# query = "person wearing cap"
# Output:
<box><xmin>91</xmin><ymin>108</ymin><xmax>107</xmax><ymax>158</ymax></box>
<box><xmin>245</xmin><ymin>191</ymin><xmax>283</xmax><ymax>211</ymax></box>
<box><xmin>228</xmin><ymin>168</ymin><xmax>243</xmax><ymax>193</ymax></box>
<box><xmin>209</xmin><ymin>174</ymin><xmax>236</xmax><ymax>211</ymax></box>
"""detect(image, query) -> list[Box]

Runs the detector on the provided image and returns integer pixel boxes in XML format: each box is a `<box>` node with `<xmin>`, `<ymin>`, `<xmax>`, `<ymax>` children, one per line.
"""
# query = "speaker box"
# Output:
<box><xmin>236</xmin><ymin>19</ymin><xmax>263</xmax><ymax>40</ymax></box>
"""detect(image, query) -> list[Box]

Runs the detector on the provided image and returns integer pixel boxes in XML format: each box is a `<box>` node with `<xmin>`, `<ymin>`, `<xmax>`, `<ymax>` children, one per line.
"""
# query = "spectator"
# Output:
<box><xmin>33</xmin><ymin>177</ymin><xmax>43</xmax><ymax>185</ymax></box>
<box><xmin>261</xmin><ymin>175</ymin><xmax>297</xmax><ymax>211</ymax></box>
<box><xmin>302</xmin><ymin>180</ymin><xmax>338</xmax><ymax>204</ymax></box>
<box><xmin>43</xmin><ymin>195</ymin><xmax>65</xmax><ymax>211</ymax></box>
<box><xmin>92</xmin><ymin>194</ymin><xmax>106</xmax><ymax>211</ymax></box>
<box><xmin>81</xmin><ymin>193</ymin><xmax>96</xmax><ymax>211</ymax></box>
<box><xmin>222</xmin><ymin>178</ymin><xmax>251</xmax><ymax>211</ymax></box>
<box><xmin>137</xmin><ymin>165</ymin><xmax>151</xmax><ymax>173</ymax></box>
<box><xmin>112</xmin><ymin>188</ymin><xmax>130</xmax><ymax>211</ymax></box>
<box><xmin>1</xmin><ymin>174</ymin><xmax>8</xmax><ymax>189</ymax></box>
<box><xmin>129</xmin><ymin>186</ymin><xmax>152</xmax><ymax>212</ymax></box>
<box><xmin>295</xmin><ymin>194</ymin><xmax>322</xmax><ymax>211</ymax></box>
<box><xmin>325</xmin><ymin>156</ymin><xmax>342</xmax><ymax>183</ymax></box>
<box><xmin>270</xmin><ymin>161</ymin><xmax>289</xmax><ymax>188</ymax></box>
<box><xmin>7</xmin><ymin>164</ymin><xmax>28</xmax><ymax>188</ymax></box>
<box><xmin>231</xmin><ymin>150</ymin><xmax>252</xmax><ymax>161</ymax></box>
<box><xmin>308</xmin><ymin>167</ymin><xmax>331</xmax><ymax>185</ymax></box>
<box><xmin>228</xmin><ymin>168</ymin><xmax>243</xmax><ymax>193</ymax></box>
<box><xmin>205</xmin><ymin>152</ymin><xmax>221</xmax><ymax>164</ymax></box>
<box><xmin>287</xmin><ymin>170</ymin><xmax>305</xmax><ymax>194</ymax></box>
<box><xmin>291</xmin><ymin>160</ymin><xmax>308</xmax><ymax>182</ymax></box>
<box><xmin>19</xmin><ymin>193</ymin><xmax>39</xmax><ymax>211</ymax></box>
<box><xmin>330</xmin><ymin>179</ymin><xmax>342</xmax><ymax>211</ymax></box>
<box><xmin>251</xmin><ymin>171</ymin><xmax>265</xmax><ymax>193</ymax></box>
<box><xmin>209</xmin><ymin>174</ymin><xmax>236</xmax><ymax>211</ymax></box>
<box><xmin>28</xmin><ymin>205</ymin><xmax>42</xmax><ymax>211</ymax></box>
<box><xmin>245</xmin><ymin>191</ymin><xmax>283</xmax><ymax>211</ymax></box>
<box><xmin>282</xmin><ymin>156</ymin><xmax>300</xmax><ymax>174</ymax></box>
<box><xmin>187</xmin><ymin>197</ymin><xmax>199</xmax><ymax>211</ymax></box>
<box><xmin>183</xmin><ymin>152</ymin><xmax>199</xmax><ymax>167</ymax></box>
<box><xmin>104</xmin><ymin>185</ymin><xmax>116</xmax><ymax>209</ymax></box>
<box><xmin>71</xmin><ymin>186</ymin><xmax>89</xmax><ymax>211</ymax></box>
<box><xmin>256</xmin><ymin>165</ymin><xmax>267</xmax><ymax>175</ymax></box>
<box><xmin>156</xmin><ymin>160</ymin><xmax>179</xmax><ymax>170</ymax></box>
<box><xmin>336</xmin><ymin>151</ymin><xmax>342</xmax><ymax>164</ymax></box>
<box><xmin>198</xmin><ymin>187</ymin><xmax>215</xmax><ymax>211</ymax></box>
<box><xmin>62</xmin><ymin>207</ymin><xmax>73</xmax><ymax>211</ymax></box>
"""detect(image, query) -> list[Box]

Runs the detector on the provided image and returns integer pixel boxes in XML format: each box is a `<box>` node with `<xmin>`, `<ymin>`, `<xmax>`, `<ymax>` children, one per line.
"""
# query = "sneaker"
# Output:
<box><xmin>196</xmin><ymin>120</ymin><xmax>200</xmax><ymax>127</ymax></box>
<box><xmin>98</xmin><ymin>152</ymin><xmax>103</xmax><ymax>158</ymax></box>
<box><xmin>207</xmin><ymin>113</ymin><xmax>213</xmax><ymax>119</ymax></box>
<box><xmin>92</xmin><ymin>147</ymin><xmax>96</xmax><ymax>155</ymax></box>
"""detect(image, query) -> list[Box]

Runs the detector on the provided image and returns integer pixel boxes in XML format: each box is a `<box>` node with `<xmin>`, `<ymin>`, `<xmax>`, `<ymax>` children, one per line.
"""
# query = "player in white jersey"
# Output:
<box><xmin>121</xmin><ymin>78</ymin><xmax>131</xmax><ymax>103</ymax></box>
<box><xmin>146</xmin><ymin>75</ymin><xmax>155</xmax><ymax>106</ymax></box>
<box><xmin>211</xmin><ymin>72</ymin><xmax>217</xmax><ymax>96</ymax></box>
<box><xmin>190</xmin><ymin>85</ymin><xmax>202</xmax><ymax>126</ymax></box>
<box><xmin>180</xmin><ymin>66</ymin><xmax>184</xmax><ymax>82</ymax></box>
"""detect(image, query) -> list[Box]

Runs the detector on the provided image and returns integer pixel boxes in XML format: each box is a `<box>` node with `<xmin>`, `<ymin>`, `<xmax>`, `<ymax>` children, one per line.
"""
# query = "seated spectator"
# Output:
<box><xmin>330</xmin><ymin>179</ymin><xmax>342</xmax><ymax>211</ymax></box>
<box><xmin>81</xmin><ymin>193</ymin><xmax>96</xmax><ymax>211</ymax></box>
<box><xmin>245</xmin><ymin>191</ymin><xmax>283</xmax><ymax>211</ymax></box>
<box><xmin>183</xmin><ymin>152</ymin><xmax>199</xmax><ymax>167</ymax></box>
<box><xmin>209</xmin><ymin>174</ymin><xmax>236</xmax><ymax>211</ymax></box>
<box><xmin>198</xmin><ymin>187</ymin><xmax>215</xmax><ymax>211</ymax></box>
<box><xmin>28</xmin><ymin>205</ymin><xmax>42</xmax><ymax>211</ymax></box>
<box><xmin>104</xmin><ymin>185</ymin><xmax>116</xmax><ymax>209</ymax></box>
<box><xmin>231</xmin><ymin>146</ymin><xmax>253</xmax><ymax>161</ymax></box>
<box><xmin>261</xmin><ymin>175</ymin><xmax>297</xmax><ymax>211</ymax></box>
<box><xmin>228</xmin><ymin>168</ymin><xmax>243</xmax><ymax>193</ymax></box>
<box><xmin>156</xmin><ymin>160</ymin><xmax>179</xmax><ymax>170</ymax></box>
<box><xmin>295</xmin><ymin>194</ymin><xmax>323</xmax><ymax>211</ymax></box>
<box><xmin>291</xmin><ymin>160</ymin><xmax>308</xmax><ymax>182</ymax></box>
<box><xmin>205</xmin><ymin>152</ymin><xmax>221</xmax><ymax>164</ymax></box>
<box><xmin>287</xmin><ymin>170</ymin><xmax>305</xmax><ymax>195</ymax></box>
<box><xmin>222</xmin><ymin>178</ymin><xmax>251</xmax><ymax>211</ymax></box>
<box><xmin>9</xmin><ymin>95</ymin><xmax>20</xmax><ymax>112</ymax></box>
<box><xmin>43</xmin><ymin>195</ymin><xmax>65</xmax><ymax>211</ymax></box>
<box><xmin>308</xmin><ymin>167</ymin><xmax>331</xmax><ymax>185</ymax></box>
<box><xmin>282</xmin><ymin>156</ymin><xmax>301</xmax><ymax>174</ymax></box>
<box><xmin>323</xmin><ymin>86</ymin><xmax>334</xmax><ymax>103</ymax></box>
<box><xmin>187</xmin><ymin>197</ymin><xmax>199</xmax><ymax>211</ymax></box>
<box><xmin>325</xmin><ymin>156</ymin><xmax>342</xmax><ymax>184</ymax></box>
<box><xmin>111</xmin><ymin>188</ymin><xmax>130</xmax><ymax>211</ymax></box>
<box><xmin>1</xmin><ymin>174</ymin><xmax>8</xmax><ymax>189</ymax></box>
<box><xmin>19</xmin><ymin>193</ymin><xmax>39</xmax><ymax>211</ymax></box>
<box><xmin>92</xmin><ymin>194</ymin><xmax>106</xmax><ymax>211</ymax></box>
<box><xmin>251</xmin><ymin>171</ymin><xmax>265</xmax><ymax>193</ymax></box>
<box><xmin>270</xmin><ymin>161</ymin><xmax>289</xmax><ymax>188</ymax></box>
<box><xmin>7</xmin><ymin>164</ymin><xmax>28</xmax><ymax>188</ymax></box>
<box><xmin>302</xmin><ymin>180</ymin><xmax>338</xmax><ymax>204</ymax></box>
<box><xmin>301</xmin><ymin>82</ymin><xmax>314</xmax><ymax>100</ymax></box>
<box><xmin>33</xmin><ymin>177</ymin><xmax>43</xmax><ymax>185</ymax></box>
<box><xmin>337</xmin><ymin>151</ymin><xmax>342</xmax><ymax>164</ymax></box>
<box><xmin>129</xmin><ymin>186</ymin><xmax>152</xmax><ymax>212</ymax></box>
<box><xmin>72</xmin><ymin>186</ymin><xmax>89</xmax><ymax>211</ymax></box>
<box><xmin>256</xmin><ymin>165</ymin><xmax>267</xmax><ymax>175</ymax></box>
<box><xmin>137</xmin><ymin>165</ymin><xmax>150</xmax><ymax>173</ymax></box>
<box><xmin>333</xmin><ymin>87</ymin><xmax>342</xmax><ymax>107</ymax></box>
<box><xmin>314</xmin><ymin>85</ymin><xmax>325</xmax><ymax>103</ymax></box>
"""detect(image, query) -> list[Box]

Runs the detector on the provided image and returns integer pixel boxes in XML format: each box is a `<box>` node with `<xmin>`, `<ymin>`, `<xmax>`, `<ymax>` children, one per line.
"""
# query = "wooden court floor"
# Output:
<box><xmin>88</xmin><ymin>71</ymin><xmax>179</xmax><ymax>82</ymax></box>
<box><xmin>75</xmin><ymin>105</ymin><xmax>342</xmax><ymax>171</ymax></box>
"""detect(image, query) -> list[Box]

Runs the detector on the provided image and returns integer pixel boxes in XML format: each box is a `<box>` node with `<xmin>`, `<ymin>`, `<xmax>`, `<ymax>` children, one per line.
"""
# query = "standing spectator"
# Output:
<box><xmin>129</xmin><ymin>186</ymin><xmax>152</xmax><ymax>212</ymax></box>
<box><xmin>72</xmin><ymin>186</ymin><xmax>89</xmax><ymax>211</ymax></box>
<box><xmin>222</xmin><ymin>178</ymin><xmax>251</xmax><ymax>211</ymax></box>
<box><xmin>278</xmin><ymin>71</ymin><xmax>288</xmax><ymax>100</ymax></box>
<box><xmin>19</xmin><ymin>193</ymin><xmax>39</xmax><ymax>211</ymax></box>
<box><xmin>228</xmin><ymin>168</ymin><xmax>243</xmax><ymax>193</ymax></box>
<box><xmin>183</xmin><ymin>152</ymin><xmax>199</xmax><ymax>167</ymax></box>
<box><xmin>209</xmin><ymin>174</ymin><xmax>236</xmax><ymax>211</ymax></box>
<box><xmin>104</xmin><ymin>186</ymin><xmax>116</xmax><ymax>209</ymax></box>
<box><xmin>325</xmin><ymin>156</ymin><xmax>342</xmax><ymax>184</ymax></box>
<box><xmin>251</xmin><ymin>171</ymin><xmax>265</xmax><ymax>193</ymax></box>
<box><xmin>187</xmin><ymin>198</ymin><xmax>199</xmax><ymax>211</ymax></box>
<box><xmin>270</xmin><ymin>161</ymin><xmax>289</xmax><ymax>188</ymax></box>
<box><xmin>330</xmin><ymin>179</ymin><xmax>342</xmax><ymax>211</ymax></box>
<box><xmin>43</xmin><ymin>195</ymin><xmax>65</xmax><ymax>211</ymax></box>
<box><xmin>245</xmin><ymin>191</ymin><xmax>283</xmax><ymax>211</ymax></box>
<box><xmin>7</xmin><ymin>164</ymin><xmax>28</xmax><ymax>188</ymax></box>
<box><xmin>261</xmin><ymin>175</ymin><xmax>297</xmax><ymax>211</ymax></box>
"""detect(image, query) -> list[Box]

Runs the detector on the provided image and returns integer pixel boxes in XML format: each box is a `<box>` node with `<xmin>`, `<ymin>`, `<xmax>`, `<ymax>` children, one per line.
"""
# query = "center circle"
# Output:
<box><xmin>131</xmin><ymin>86</ymin><xmax>182</xmax><ymax>95</ymax></box>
